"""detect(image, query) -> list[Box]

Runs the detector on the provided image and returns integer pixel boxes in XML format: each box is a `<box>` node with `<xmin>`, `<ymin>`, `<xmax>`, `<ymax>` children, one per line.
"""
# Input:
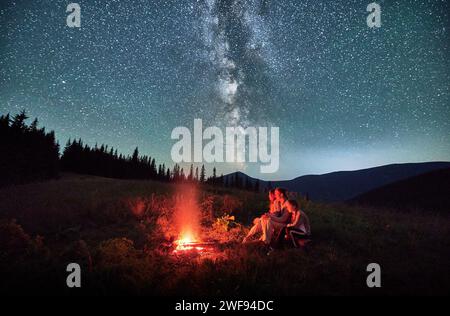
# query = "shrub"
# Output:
<box><xmin>0</xmin><ymin>219</ymin><xmax>48</xmax><ymax>261</ymax></box>
<box><xmin>213</xmin><ymin>214</ymin><xmax>237</xmax><ymax>232</ymax></box>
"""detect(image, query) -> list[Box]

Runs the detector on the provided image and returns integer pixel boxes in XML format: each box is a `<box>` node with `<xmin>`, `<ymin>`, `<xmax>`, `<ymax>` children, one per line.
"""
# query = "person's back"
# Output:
<box><xmin>290</xmin><ymin>209</ymin><xmax>311</xmax><ymax>236</ymax></box>
<box><xmin>286</xmin><ymin>200</ymin><xmax>311</xmax><ymax>236</ymax></box>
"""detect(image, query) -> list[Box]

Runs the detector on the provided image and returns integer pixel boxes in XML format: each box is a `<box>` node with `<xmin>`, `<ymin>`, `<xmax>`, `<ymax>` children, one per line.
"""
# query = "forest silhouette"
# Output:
<box><xmin>0</xmin><ymin>111</ymin><xmax>260</xmax><ymax>191</ymax></box>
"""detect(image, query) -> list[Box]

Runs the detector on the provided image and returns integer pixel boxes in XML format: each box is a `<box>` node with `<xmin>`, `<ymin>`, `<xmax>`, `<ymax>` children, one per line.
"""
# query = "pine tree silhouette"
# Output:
<box><xmin>188</xmin><ymin>164</ymin><xmax>194</xmax><ymax>182</ymax></box>
<box><xmin>200</xmin><ymin>165</ymin><xmax>206</xmax><ymax>183</ymax></box>
<box><xmin>0</xmin><ymin>111</ymin><xmax>59</xmax><ymax>186</ymax></box>
<box><xmin>212</xmin><ymin>167</ymin><xmax>217</xmax><ymax>184</ymax></box>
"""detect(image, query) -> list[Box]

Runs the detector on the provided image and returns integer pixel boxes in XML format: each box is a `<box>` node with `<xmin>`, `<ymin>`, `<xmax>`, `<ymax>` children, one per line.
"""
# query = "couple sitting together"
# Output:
<box><xmin>242</xmin><ymin>187</ymin><xmax>311</xmax><ymax>248</ymax></box>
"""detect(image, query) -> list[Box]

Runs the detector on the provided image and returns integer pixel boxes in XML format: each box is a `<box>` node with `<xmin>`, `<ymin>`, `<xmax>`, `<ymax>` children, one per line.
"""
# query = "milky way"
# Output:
<box><xmin>196</xmin><ymin>0</ymin><xmax>278</xmax><ymax>127</ymax></box>
<box><xmin>0</xmin><ymin>0</ymin><xmax>449</xmax><ymax>179</ymax></box>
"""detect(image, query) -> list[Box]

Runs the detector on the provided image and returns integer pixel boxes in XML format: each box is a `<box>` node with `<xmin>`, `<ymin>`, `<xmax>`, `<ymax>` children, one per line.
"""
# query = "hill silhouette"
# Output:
<box><xmin>224</xmin><ymin>162</ymin><xmax>450</xmax><ymax>201</ymax></box>
<box><xmin>350</xmin><ymin>167</ymin><xmax>450</xmax><ymax>213</ymax></box>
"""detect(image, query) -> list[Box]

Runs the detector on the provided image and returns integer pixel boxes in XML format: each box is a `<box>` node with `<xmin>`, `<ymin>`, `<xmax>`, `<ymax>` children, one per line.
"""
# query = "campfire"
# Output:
<box><xmin>174</xmin><ymin>232</ymin><xmax>203</xmax><ymax>252</ymax></box>
<box><xmin>171</xmin><ymin>185</ymin><xmax>218</xmax><ymax>256</ymax></box>
<box><xmin>172</xmin><ymin>231</ymin><xmax>217</xmax><ymax>254</ymax></box>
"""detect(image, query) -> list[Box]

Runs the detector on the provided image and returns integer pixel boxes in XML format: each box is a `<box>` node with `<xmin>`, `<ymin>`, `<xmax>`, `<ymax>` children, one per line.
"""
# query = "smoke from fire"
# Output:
<box><xmin>173</xmin><ymin>184</ymin><xmax>201</xmax><ymax>243</ymax></box>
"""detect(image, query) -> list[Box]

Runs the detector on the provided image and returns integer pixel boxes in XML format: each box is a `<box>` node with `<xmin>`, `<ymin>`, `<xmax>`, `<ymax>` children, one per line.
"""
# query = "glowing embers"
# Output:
<box><xmin>174</xmin><ymin>232</ymin><xmax>202</xmax><ymax>252</ymax></box>
<box><xmin>172</xmin><ymin>232</ymin><xmax>217</xmax><ymax>255</ymax></box>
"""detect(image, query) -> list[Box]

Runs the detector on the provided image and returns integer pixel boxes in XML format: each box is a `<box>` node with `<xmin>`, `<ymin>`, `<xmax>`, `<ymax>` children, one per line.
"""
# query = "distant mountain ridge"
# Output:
<box><xmin>224</xmin><ymin>162</ymin><xmax>450</xmax><ymax>202</ymax></box>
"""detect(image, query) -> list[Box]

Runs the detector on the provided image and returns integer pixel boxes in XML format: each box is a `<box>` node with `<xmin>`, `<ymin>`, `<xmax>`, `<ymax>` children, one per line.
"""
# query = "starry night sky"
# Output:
<box><xmin>1</xmin><ymin>0</ymin><xmax>449</xmax><ymax>180</ymax></box>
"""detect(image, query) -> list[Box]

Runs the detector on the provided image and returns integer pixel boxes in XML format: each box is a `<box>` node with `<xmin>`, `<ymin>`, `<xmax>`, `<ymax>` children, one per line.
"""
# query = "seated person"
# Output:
<box><xmin>259</xmin><ymin>188</ymin><xmax>291</xmax><ymax>245</ymax></box>
<box><xmin>242</xmin><ymin>189</ymin><xmax>280</xmax><ymax>243</ymax></box>
<box><xmin>284</xmin><ymin>199</ymin><xmax>311</xmax><ymax>246</ymax></box>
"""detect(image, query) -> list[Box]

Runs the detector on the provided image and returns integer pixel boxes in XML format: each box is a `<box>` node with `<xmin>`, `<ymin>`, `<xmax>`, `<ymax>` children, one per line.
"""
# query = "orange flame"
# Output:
<box><xmin>172</xmin><ymin>184</ymin><xmax>204</xmax><ymax>253</ymax></box>
<box><xmin>174</xmin><ymin>232</ymin><xmax>205</xmax><ymax>253</ymax></box>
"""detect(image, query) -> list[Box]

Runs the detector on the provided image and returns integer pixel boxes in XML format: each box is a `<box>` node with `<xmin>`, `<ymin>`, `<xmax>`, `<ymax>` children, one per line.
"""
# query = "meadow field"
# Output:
<box><xmin>0</xmin><ymin>174</ymin><xmax>449</xmax><ymax>295</ymax></box>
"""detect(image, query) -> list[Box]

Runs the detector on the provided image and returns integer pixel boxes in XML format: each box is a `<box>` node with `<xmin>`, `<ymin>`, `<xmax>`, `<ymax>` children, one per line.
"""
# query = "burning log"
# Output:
<box><xmin>172</xmin><ymin>233</ymin><xmax>218</xmax><ymax>254</ymax></box>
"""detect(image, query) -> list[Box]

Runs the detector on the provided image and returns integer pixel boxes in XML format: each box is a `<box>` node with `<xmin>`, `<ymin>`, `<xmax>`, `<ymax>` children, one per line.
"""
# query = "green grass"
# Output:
<box><xmin>0</xmin><ymin>173</ymin><xmax>449</xmax><ymax>295</ymax></box>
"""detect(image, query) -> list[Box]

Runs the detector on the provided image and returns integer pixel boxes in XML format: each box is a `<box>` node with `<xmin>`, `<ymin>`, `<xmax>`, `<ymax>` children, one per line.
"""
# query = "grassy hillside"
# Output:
<box><xmin>0</xmin><ymin>174</ymin><xmax>449</xmax><ymax>295</ymax></box>
<box><xmin>350</xmin><ymin>168</ymin><xmax>450</xmax><ymax>213</ymax></box>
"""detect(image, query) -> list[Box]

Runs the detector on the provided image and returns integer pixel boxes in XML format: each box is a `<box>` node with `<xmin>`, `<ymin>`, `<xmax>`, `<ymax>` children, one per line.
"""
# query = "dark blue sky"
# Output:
<box><xmin>1</xmin><ymin>0</ymin><xmax>449</xmax><ymax>180</ymax></box>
